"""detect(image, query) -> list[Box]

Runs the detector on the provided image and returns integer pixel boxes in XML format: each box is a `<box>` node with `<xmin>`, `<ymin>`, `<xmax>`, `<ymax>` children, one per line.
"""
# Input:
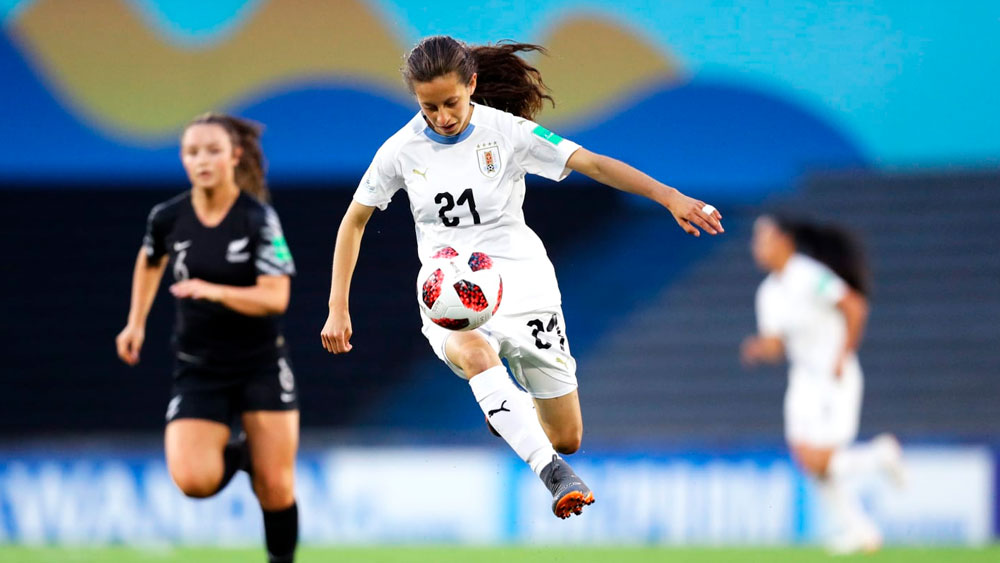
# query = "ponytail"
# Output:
<box><xmin>470</xmin><ymin>42</ymin><xmax>553</xmax><ymax>120</ymax></box>
<box><xmin>185</xmin><ymin>113</ymin><xmax>270</xmax><ymax>203</ymax></box>
<box><xmin>772</xmin><ymin>214</ymin><xmax>870</xmax><ymax>296</ymax></box>
<box><xmin>403</xmin><ymin>36</ymin><xmax>554</xmax><ymax>120</ymax></box>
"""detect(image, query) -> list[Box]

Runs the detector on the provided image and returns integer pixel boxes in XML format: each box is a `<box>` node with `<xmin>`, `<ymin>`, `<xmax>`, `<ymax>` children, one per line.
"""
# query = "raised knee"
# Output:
<box><xmin>794</xmin><ymin>449</ymin><xmax>831</xmax><ymax>478</ymax></box>
<box><xmin>171</xmin><ymin>469</ymin><xmax>219</xmax><ymax>498</ymax></box>
<box><xmin>460</xmin><ymin>347</ymin><xmax>499</xmax><ymax>377</ymax></box>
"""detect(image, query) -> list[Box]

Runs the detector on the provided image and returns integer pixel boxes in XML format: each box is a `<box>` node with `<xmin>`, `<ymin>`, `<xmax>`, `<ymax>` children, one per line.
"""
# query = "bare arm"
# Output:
<box><xmin>740</xmin><ymin>335</ymin><xmax>785</xmax><ymax>367</ymax></box>
<box><xmin>320</xmin><ymin>200</ymin><xmax>376</xmax><ymax>354</ymax></box>
<box><xmin>835</xmin><ymin>288</ymin><xmax>869</xmax><ymax>375</ymax></box>
<box><xmin>565</xmin><ymin>148</ymin><xmax>724</xmax><ymax>236</ymax></box>
<box><xmin>115</xmin><ymin>249</ymin><xmax>168</xmax><ymax>366</ymax></box>
<box><xmin>169</xmin><ymin>275</ymin><xmax>291</xmax><ymax>316</ymax></box>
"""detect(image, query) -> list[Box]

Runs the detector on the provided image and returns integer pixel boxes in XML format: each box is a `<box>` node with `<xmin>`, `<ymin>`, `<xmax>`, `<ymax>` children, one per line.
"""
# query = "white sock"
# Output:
<box><xmin>818</xmin><ymin>476</ymin><xmax>879</xmax><ymax>544</ymax></box>
<box><xmin>829</xmin><ymin>440</ymin><xmax>890</xmax><ymax>481</ymax></box>
<box><xmin>469</xmin><ymin>366</ymin><xmax>556</xmax><ymax>476</ymax></box>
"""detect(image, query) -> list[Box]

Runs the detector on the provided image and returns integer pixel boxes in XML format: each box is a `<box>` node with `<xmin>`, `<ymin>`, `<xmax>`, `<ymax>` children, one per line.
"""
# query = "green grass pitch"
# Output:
<box><xmin>1</xmin><ymin>546</ymin><xmax>998</xmax><ymax>563</ymax></box>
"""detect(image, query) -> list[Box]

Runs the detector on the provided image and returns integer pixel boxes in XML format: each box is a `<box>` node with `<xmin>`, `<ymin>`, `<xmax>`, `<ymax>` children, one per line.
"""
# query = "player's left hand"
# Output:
<box><xmin>834</xmin><ymin>352</ymin><xmax>847</xmax><ymax>380</ymax></box>
<box><xmin>170</xmin><ymin>278</ymin><xmax>224</xmax><ymax>302</ymax></box>
<box><xmin>666</xmin><ymin>190</ymin><xmax>724</xmax><ymax>237</ymax></box>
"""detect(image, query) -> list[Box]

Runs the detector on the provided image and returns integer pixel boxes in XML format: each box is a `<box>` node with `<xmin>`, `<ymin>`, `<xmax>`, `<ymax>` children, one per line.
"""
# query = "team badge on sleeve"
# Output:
<box><xmin>477</xmin><ymin>142</ymin><xmax>502</xmax><ymax>178</ymax></box>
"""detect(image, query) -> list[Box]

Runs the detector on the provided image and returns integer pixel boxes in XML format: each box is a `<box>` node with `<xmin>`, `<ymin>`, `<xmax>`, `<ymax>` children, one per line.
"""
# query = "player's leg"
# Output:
<box><xmin>829</xmin><ymin>433</ymin><xmax>905</xmax><ymax>486</ymax></box>
<box><xmin>491</xmin><ymin>309</ymin><xmax>593</xmax><ymax>517</ymax></box>
<box><xmin>241</xmin><ymin>356</ymin><xmax>300</xmax><ymax>563</ymax></box>
<box><xmin>506</xmin><ymin>309</ymin><xmax>583</xmax><ymax>453</ymax></box>
<box><xmin>243</xmin><ymin>410</ymin><xmax>298</xmax><ymax>509</ymax></box>
<box><xmin>533</xmin><ymin>390</ymin><xmax>583</xmax><ymax>454</ymax></box>
<box><xmin>163</xmin><ymin>368</ymin><xmax>237</xmax><ymax>498</ymax></box>
<box><xmin>446</xmin><ymin>330</ymin><xmax>557</xmax><ymax>475</ymax></box>
<box><xmin>443</xmin><ymin>329</ymin><xmax>592</xmax><ymax>518</ymax></box>
<box><xmin>164</xmin><ymin>418</ymin><xmax>231</xmax><ymax>498</ymax></box>
<box><xmin>244</xmin><ymin>411</ymin><xmax>298</xmax><ymax>563</ymax></box>
<box><xmin>787</xmin><ymin>370</ymin><xmax>884</xmax><ymax>554</ymax></box>
<box><xmin>788</xmin><ymin>442</ymin><xmax>834</xmax><ymax>477</ymax></box>
<box><xmin>826</xmin><ymin>367</ymin><xmax>904</xmax><ymax>486</ymax></box>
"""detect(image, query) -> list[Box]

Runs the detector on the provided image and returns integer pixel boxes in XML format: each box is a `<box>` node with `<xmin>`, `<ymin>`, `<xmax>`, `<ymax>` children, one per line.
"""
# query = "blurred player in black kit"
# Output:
<box><xmin>116</xmin><ymin>113</ymin><xmax>299</xmax><ymax>563</ymax></box>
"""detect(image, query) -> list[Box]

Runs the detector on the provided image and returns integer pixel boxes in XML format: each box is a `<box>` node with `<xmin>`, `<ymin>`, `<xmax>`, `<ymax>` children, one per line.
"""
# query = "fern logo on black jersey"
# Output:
<box><xmin>227</xmin><ymin>237</ymin><xmax>250</xmax><ymax>263</ymax></box>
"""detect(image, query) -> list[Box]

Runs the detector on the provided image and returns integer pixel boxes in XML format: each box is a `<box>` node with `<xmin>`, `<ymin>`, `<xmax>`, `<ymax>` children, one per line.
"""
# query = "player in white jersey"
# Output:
<box><xmin>741</xmin><ymin>214</ymin><xmax>904</xmax><ymax>553</ymax></box>
<box><xmin>320</xmin><ymin>36</ymin><xmax>724</xmax><ymax>519</ymax></box>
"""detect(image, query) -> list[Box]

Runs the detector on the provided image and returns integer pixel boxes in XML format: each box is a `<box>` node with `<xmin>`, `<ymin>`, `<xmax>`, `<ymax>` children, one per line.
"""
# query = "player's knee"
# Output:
<box><xmin>552</xmin><ymin>427</ymin><xmax>583</xmax><ymax>455</ymax></box>
<box><xmin>812</xmin><ymin>456</ymin><xmax>832</xmax><ymax>478</ymax></box>
<box><xmin>171</xmin><ymin>467</ymin><xmax>219</xmax><ymax>498</ymax></box>
<box><xmin>458</xmin><ymin>347</ymin><xmax>499</xmax><ymax>377</ymax></box>
<box><xmin>252</xmin><ymin>470</ymin><xmax>295</xmax><ymax>510</ymax></box>
<box><xmin>794</xmin><ymin>448</ymin><xmax>830</xmax><ymax>477</ymax></box>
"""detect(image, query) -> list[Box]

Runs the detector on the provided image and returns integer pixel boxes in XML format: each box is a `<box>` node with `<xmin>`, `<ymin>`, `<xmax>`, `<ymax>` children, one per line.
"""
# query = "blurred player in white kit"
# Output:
<box><xmin>742</xmin><ymin>214</ymin><xmax>904</xmax><ymax>553</ymax></box>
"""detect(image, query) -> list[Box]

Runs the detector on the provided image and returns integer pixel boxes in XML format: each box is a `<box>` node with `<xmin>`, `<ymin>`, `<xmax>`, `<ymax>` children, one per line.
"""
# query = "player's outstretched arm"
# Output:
<box><xmin>565</xmin><ymin>148</ymin><xmax>724</xmax><ymax>237</ymax></box>
<box><xmin>116</xmin><ymin>250</ymin><xmax>167</xmax><ymax>366</ymax></box>
<box><xmin>321</xmin><ymin>201</ymin><xmax>376</xmax><ymax>354</ymax></box>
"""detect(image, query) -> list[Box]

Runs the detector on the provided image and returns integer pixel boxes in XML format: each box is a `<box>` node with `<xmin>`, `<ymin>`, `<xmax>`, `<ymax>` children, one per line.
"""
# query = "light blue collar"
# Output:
<box><xmin>423</xmin><ymin>123</ymin><xmax>476</xmax><ymax>144</ymax></box>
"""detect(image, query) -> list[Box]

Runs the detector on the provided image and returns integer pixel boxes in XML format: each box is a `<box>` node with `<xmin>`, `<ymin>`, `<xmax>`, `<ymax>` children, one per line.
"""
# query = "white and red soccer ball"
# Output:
<box><xmin>417</xmin><ymin>247</ymin><xmax>502</xmax><ymax>331</ymax></box>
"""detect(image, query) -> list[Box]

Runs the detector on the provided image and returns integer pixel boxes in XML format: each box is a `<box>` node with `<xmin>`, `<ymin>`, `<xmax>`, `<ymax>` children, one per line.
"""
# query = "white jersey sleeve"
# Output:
<box><xmin>814</xmin><ymin>265</ymin><xmax>848</xmax><ymax>304</ymax></box>
<box><xmin>354</xmin><ymin>140</ymin><xmax>405</xmax><ymax>210</ymax></box>
<box><xmin>510</xmin><ymin>119</ymin><xmax>581</xmax><ymax>181</ymax></box>
<box><xmin>790</xmin><ymin>255</ymin><xmax>848</xmax><ymax>306</ymax></box>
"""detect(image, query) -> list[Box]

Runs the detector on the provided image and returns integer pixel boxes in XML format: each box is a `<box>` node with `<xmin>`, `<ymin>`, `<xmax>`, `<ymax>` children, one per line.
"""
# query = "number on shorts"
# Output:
<box><xmin>527</xmin><ymin>314</ymin><xmax>566</xmax><ymax>351</ymax></box>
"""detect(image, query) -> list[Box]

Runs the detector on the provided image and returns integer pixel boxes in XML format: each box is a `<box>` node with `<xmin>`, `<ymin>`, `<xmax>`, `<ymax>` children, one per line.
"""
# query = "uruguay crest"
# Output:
<box><xmin>477</xmin><ymin>143</ymin><xmax>502</xmax><ymax>178</ymax></box>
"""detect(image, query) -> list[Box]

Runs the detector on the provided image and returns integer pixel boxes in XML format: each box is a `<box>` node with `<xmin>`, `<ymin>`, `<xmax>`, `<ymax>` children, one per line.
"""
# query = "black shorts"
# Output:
<box><xmin>165</xmin><ymin>354</ymin><xmax>299</xmax><ymax>425</ymax></box>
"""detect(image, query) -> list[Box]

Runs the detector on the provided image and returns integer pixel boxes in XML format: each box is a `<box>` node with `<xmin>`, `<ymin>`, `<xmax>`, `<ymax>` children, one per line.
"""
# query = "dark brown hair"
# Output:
<box><xmin>771</xmin><ymin>214</ymin><xmax>871</xmax><ymax>296</ymax></box>
<box><xmin>403</xmin><ymin>36</ymin><xmax>554</xmax><ymax>120</ymax></box>
<box><xmin>184</xmin><ymin>113</ymin><xmax>269</xmax><ymax>203</ymax></box>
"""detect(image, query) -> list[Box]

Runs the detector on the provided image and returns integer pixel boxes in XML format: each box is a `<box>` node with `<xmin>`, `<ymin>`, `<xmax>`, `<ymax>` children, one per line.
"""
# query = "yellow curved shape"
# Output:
<box><xmin>11</xmin><ymin>0</ymin><xmax>409</xmax><ymax>140</ymax></box>
<box><xmin>535</xmin><ymin>17</ymin><xmax>682</xmax><ymax>125</ymax></box>
<box><xmin>9</xmin><ymin>1</ymin><xmax>681</xmax><ymax>141</ymax></box>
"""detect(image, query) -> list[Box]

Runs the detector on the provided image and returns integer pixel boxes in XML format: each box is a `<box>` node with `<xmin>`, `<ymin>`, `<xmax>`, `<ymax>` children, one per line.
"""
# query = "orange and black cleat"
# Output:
<box><xmin>539</xmin><ymin>454</ymin><xmax>595</xmax><ymax>519</ymax></box>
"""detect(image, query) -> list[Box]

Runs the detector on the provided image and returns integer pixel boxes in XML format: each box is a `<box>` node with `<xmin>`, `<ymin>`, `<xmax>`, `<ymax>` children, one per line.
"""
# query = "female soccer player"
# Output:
<box><xmin>116</xmin><ymin>114</ymin><xmax>299</xmax><ymax>562</ymax></box>
<box><xmin>741</xmin><ymin>214</ymin><xmax>903</xmax><ymax>553</ymax></box>
<box><xmin>320</xmin><ymin>36</ymin><xmax>724</xmax><ymax>519</ymax></box>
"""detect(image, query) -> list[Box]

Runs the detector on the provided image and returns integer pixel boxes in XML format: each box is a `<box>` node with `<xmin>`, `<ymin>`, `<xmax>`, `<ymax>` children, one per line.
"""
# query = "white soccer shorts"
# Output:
<box><xmin>421</xmin><ymin>307</ymin><xmax>578</xmax><ymax>399</ymax></box>
<box><xmin>783</xmin><ymin>360</ymin><xmax>863</xmax><ymax>448</ymax></box>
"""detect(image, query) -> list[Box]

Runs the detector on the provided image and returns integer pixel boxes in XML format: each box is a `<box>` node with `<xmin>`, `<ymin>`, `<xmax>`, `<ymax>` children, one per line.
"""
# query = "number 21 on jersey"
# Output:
<box><xmin>435</xmin><ymin>189</ymin><xmax>481</xmax><ymax>227</ymax></box>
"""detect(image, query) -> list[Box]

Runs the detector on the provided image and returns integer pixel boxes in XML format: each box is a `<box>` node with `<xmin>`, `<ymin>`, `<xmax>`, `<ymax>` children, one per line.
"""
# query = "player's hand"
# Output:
<box><xmin>740</xmin><ymin>334</ymin><xmax>783</xmax><ymax>368</ymax></box>
<box><xmin>115</xmin><ymin>324</ymin><xmax>145</xmax><ymax>366</ymax></box>
<box><xmin>834</xmin><ymin>351</ymin><xmax>848</xmax><ymax>380</ymax></box>
<box><xmin>665</xmin><ymin>190</ymin><xmax>724</xmax><ymax>237</ymax></box>
<box><xmin>321</xmin><ymin>309</ymin><xmax>353</xmax><ymax>354</ymax></box>
<box><xmin>170</xmin><ymin>279</ymin><xmax>224</xmax><ymax>302</ymax></box>
<box><xmin>739</xmin><ymin>335</ymin><xmax>762</xmax><ymax>367</ymax></box>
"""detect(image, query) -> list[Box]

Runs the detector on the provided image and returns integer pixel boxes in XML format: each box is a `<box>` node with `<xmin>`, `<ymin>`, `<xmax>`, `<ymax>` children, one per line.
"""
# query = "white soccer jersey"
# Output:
<box><xmin>756</xmin><ymin>253</ymin><xmax>855</xmax><ymax>382</ymax></box>
<box><xmin>354</xmin><ymin>102</ymin><xmax>581</xmax><ymax>314</ymax></box>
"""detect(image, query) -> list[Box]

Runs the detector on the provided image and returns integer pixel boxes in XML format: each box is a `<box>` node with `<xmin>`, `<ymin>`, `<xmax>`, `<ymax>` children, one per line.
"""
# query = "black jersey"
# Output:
<box><xmin>143</xmin><ymin>191</ymin><xmax>296</xmax><ymax>369</ymax></box>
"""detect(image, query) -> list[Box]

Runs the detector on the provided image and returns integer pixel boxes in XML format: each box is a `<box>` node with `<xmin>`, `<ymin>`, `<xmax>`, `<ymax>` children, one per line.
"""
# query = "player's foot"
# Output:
<box><xmin>827</xmin><ymin>526</ymin><xmax>882</xmax><ymax>555</ymax></box>
<box><xmin>874</xmin><ymin>433</ymin><xmax>905</xmax><ymax>488</ymax></box>
<box><xmin>485</xmin><ymin>415</ymin><xmax>501</xmax><ymax>438</ymax></box>
<box><xmin>539</xmin><ymin>454</ymin><xmax>594</xmax><ymax>519</ymax></box>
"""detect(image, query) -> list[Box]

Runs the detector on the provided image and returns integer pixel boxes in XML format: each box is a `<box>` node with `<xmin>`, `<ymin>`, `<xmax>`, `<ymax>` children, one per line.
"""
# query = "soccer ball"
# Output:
<box><xmin>417</xmin><ymin>247</ymin><xmax>503</xmax><ymax>331</ymax></box>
